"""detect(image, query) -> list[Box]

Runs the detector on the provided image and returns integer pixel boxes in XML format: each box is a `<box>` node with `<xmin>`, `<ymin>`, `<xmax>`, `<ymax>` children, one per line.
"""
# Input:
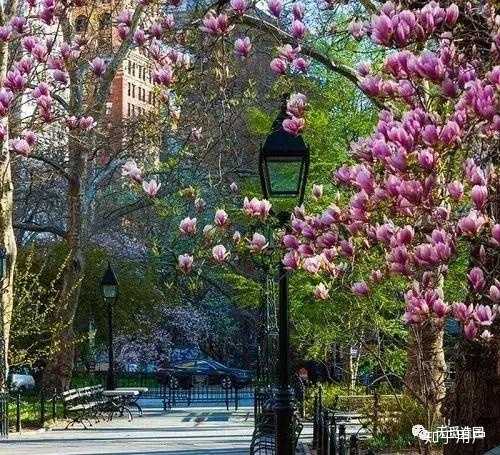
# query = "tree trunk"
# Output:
<box><xmin>443</xmin><ymin>325</ymin><xmax>500</xmax><ymax>455</ymax></box>
<box><xmin>406</xmin><ymin>321</ymin><xmax>446</xmax><ymax>430</ymax></box>
<box><xmin>0</xmin><ymin>139</ymin><xmax>17</xmax><ymax>391</ymax></box>
<box><xmin>42</xmin><ymin>137</ymin><xmax>87</xmax><ymax>392</ymax></box>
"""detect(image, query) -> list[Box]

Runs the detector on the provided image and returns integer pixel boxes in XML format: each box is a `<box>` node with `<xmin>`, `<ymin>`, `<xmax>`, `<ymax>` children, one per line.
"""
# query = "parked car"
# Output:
<box><xmin>157</xmin><ymin>358</ymin><xmax>253</xmax><ymax>388</ymax></box>
<box><xmin>9</xmin><ymin>368</ymin><xmax>35</xmax><ymax>391</ymax></box>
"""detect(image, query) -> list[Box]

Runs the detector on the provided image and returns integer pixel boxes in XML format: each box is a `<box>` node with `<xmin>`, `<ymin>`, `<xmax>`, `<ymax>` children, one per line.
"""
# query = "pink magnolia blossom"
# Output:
<box><xmin>292</xmin><ymin>2</ymin><xmax>305</xmax><ymax>20</ymax></box>
<box><xmin>79</xmin><ymin>116</ymin><xmax>96</xmax><ymax>131</ymax></box>
<box><xmin>453</xmin><ymin>302</ymin><xmax>474</xmax><ymax>322</ymax></box>
<box><xmin>278</xmin><ymin>44</ymin><xmax>300</xmax><ymax>61</ymax></box>
<box><xmin>283</xmin><ymin>251</ymin><xmax>300</xmax><ymax>270</ymax></box>
<box><xmin>303</xmin><ymin>256</ymin><xmax>322</xmax><ymax>274</ymax></box>
<box><xmin>468</xmin><ymin>267</ymin><xmax>485</xmax><ymax>291</ymax></box>
<box><xmin>200</xmin><ymin>12</ymin><xmax>232</xmax><ymax>36</ymax></box>
<box><xmin>179</xmin><ymin>217</ymin><xmax>197</xmax><ymax>235</ymax></box>
<box><xmin>9</xmin><ymin>138</ymin><xmax>31</xmax><ymax>157</ymax></box>
<box><xmin>291</xmin><ymin>20</ymin><xmax>306</xmax><ymax>39</ymax></box>
<box><xmin>243</xmin><ymin>197</ymin><xmax>272</xmax><ymax>220</ymax></box>
<box><xmin>349</xmin><ymin>20</ymin><xmax>366</xmax><ymax>39</ymax></box>
<box><xmin>287</xmin><ymin>93</ymin><xmax>307</xmax><ymax>118</ymax></box>
<box><xmin>270</xmin><ymin>58</ymin><xmax>287</xmax><ymax>75</ymax></box>
<box><xmin>464</xmin><ymin>320</ymin><xmax>478</xmax><ymax>339</ymax></box>
<box><xmin>312</xmin><ymin>184</ymin><xmax>323</xmax><ymax>199</ymax></box>
<box><xmin>234</xmin><ymin>37</ymin><xmax>252</xmax><ymax>58</ymax></box>
<box><xmin>292</xmin><ymin>57</ymin><xmax>309</xmax><ymax>73</ymax></box>
<box><xmin>142</xmin><ymin>179</ymin><xmax>161</xmax><ymax>197</ymax></box>
<box><xmin>444</xmin><ymin>4</ymin><xmax>459</xmax><ymax>26</ymax></box>
<box><xmin>212</xmin><ymin>244</ymin><xmax>230</xmax><ymax>263</ymax></box>
<box><xmin>122</xmin><ymin>160</ymin><xmax>142</xmax><ymax>183</ymax></box>
<box><xmin>0</xmin><ymin>88</ymin><xmax>14</xmax><ymax>116</ymax></box>
<box><xmin>352</xmin><ymin>281</ymin><xmax>369</xmax><ymax>296</ymax></box>
<box><xmin>447</xmin><ymin>181</ymin><xmax>463</xmax><ymax>200</ymax></box>
<box><xmin>471</xmin><ymin>185</ymin><xmax>488</xmax><ymax>209</ymax></box>
<box><xmin>249</xmin><ymin>233</ymin><xmax>268</xmax><ymax>252</ymax></box>
<box><xmin>229</xmin><ymin>182</ymin><xmax>238</xmax><ymax>193</ymax></box>
<box><xmin>491</xmin><ymin>224</ymin><xmax>500</xmax><ymax>246</ymax></box>
<box><xmin>489</xmin><ymin>283</ymin><xmax>500</xmax><ymax>303</ymax></box>
<box><xmin>90</xmin><ymin>57</ymin><xmax>107</xmax><ymax>77</ymax></box>
<box><xmin>178</xmin><ymin>254</ymin><xmax>193</xmax><ymax>274</ymax></box>
<box><xmin>233</xmin><ymin>231</ymin><xmax>242</xmax><ymax>243</ymax></box>
<box><xmin>195</xmin><ymin>198</ymin><xmax>206</xmax><ymax>213</ymax></box>
<box><xmin>458</xmin><ymin>210</ymin><xmax>486</xmax><ymax>237</ymax></box>
<box><xmin>230</xmin><ymin>0</ymin><xmax>248</xmax><ymax>15</ymax></box>
<box><xmin>267</xmin><ymin>0</ymin><xmax>283</xmax><ymax>18</ymax></box>
<box><xmin>214</xmin><ymin>209</ymin><xmax>229</xmax><ymax>227</ymax></box>
<box><xmin>473</xmin><ymin>305</ymin><xmax>495</xmax><ymax>326</ymax></box>
<box><xmin>282</xmin><ymin>116</ymin><xmax>305</xmax><ymax>136</ymax></box>
<box><xmin>314</xmin><ymin>283</ymin><xmax>329</xmax><ymax>300</ymax></box>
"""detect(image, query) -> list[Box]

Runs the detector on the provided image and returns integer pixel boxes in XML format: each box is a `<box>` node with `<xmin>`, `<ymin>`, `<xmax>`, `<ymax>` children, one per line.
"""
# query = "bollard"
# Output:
<box><xmin>52</xmin><ymin>390</ymin><xmax>56</xmax><ymax>421</ymax></box>
<box><xmin>16</xmin><ymin>394</ymin><xmax>20</xmax><ymax>432</ymax></box>
<box><xmin>234</xmin><ymin>385</ymin><xmax>239</xmax><ymax>411</ymax></box>
<box><xmin>39</xmin><ymin>390</ymin><xmax>45</xmax><ymax>427</ymax></box>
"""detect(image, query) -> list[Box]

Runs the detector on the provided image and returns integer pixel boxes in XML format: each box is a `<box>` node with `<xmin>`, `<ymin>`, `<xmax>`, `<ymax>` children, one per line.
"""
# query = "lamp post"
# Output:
<box><xmin>0</xmin><ymin>248</ymin><xmax>7</xmax><ymax>389</ymax></box>
<box><xmin>259</xmin><ymin>97</ymin><xmax>310</xmax><ymax>455</ymax></box>
<box><xmin>101</xmin><ymin>262</ymin><xmax>118</xmax><ymax>390</ymax></box>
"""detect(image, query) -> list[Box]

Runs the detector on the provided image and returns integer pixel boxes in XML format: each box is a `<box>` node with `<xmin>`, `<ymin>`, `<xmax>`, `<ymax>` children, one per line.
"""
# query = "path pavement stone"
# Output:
<box><xmin>0</xmin><ymin>400</ymin><xmax>313</xmax><ymax>455</ymax></box>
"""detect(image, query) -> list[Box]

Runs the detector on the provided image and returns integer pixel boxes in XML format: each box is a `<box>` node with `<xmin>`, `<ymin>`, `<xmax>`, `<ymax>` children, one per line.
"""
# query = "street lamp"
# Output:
<box><xmin>0</xmin><ymin>247</ymin><xmax>8</xmax><ymax>438</ymax></box>
<box><xmin>259</xmin><ymin>97</ymin><xmax>310</xmax><ymax>455</ymax></box>
<box><xmin>101</xmin><ymin>262</ymin><xmax>118</xmax><ymax>390</ymax></box>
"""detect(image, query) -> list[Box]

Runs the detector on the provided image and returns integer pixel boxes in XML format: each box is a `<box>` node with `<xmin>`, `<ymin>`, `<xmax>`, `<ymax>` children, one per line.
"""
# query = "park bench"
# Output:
<box><xmin>62</xmin><ymin>385</ymin><xmax>106</xmax><ymax>429</ymax></box>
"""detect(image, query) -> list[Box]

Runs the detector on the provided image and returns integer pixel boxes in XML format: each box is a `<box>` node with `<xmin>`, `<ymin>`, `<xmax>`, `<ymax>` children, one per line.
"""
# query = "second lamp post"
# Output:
<box><xmin>259</xmin><ymin>96</ymin><xmax>310</xmax><ymax>455</ymax></box>
<box><xmin>101</xmin><ymin>262</ymin><xmax>119</xmax><ymax>390</ymax></box>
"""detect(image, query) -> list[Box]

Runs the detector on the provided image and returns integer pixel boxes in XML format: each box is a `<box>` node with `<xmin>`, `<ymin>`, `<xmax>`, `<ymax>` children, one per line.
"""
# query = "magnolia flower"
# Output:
<box><xmin>292</xmin><ymin>57</ymin><xmax>309</xmax><ymax>73</ymax></box>
<box><xmin>190</xmin><ymin>127</ymin><xmax>202</xmax><ymax>142</ymax></box>
<box><xmin>314</xmin><ymin>283</ymin><xmax>330</xmax><ymax>300</ymax></box>
<box><xmin>282</xmin><ymin>251</ymin><xmax>300</xmax><ymax>270</ymax></box>
<box><xmin>453</xmin><ymin>302</ymin><xmax>474</xmax><ymax>322</ymax></box>
<box><xmin>178</xmin><ymin>254</ymin><xmax>193</xmax><ymax>274</ymax></box>
<box><xmin>267</xmin><ymin>0</ymin><xmax>283</xmax><ymax>18</ymax></box>
<box><xmin>122</xmin><ymin>160</ymin><xmax>143</xmax><ymax>182</ymax></box>
<box><xmin>230</xmin><ymin>0</ymin><xmax>248</xmax><ymax>15</ymax></box>
<box><xmin>303</xmin><ymin>256</ymin><xmax>322</xmax><ymax>274</ymax></box>
<box><xmin>243</xmin><ymin>197</ymin><xmax>272</xmax><ymax>220</ymax></box>
<box><xmin>229</xmin><ymin>182</ymin><xmax>239</xmax><ymax>193</ymax></box>
<box><xmin>179</xmin><ymin>217</ymin><xmax>197</xmax><ymax>235</ymax></box>
<box><xmin>270</xmin><ymin>58</ymin><xmax>287</xmax><ymax>75</ymax></box>
<box><xmin>473</xmin><ymin>305</ymin><xmax>495</xmax><ymax>326</ymax></box>
<box><xmin>9</xmin><ymin>138</ymin><xmax>31</xmax><ymax>156</ymax></box>
<box><xmin>464</xmin><ymin>320</ymin><xmax>478</xmax><ymax>339</ymax></box>
<box><xmin>468</xmin><ymin>267</ymin><xmax>485</xmax><ymax>291</ymax></box>
<box><xmin>214</xmin><ymin>209</ymin><xmax>229</xmax><ymax>227</ymax></box>
<box><xmin>349</xmin><ymin>20</ymin><xmax>365</xmax><ymax>39</ymax></box>
<box><xmin>212</xmin><ymin>244</ymin><xmax>230</xmax><ymax>263</ymax></box>
<box><xmin>291</xmin><ymin>20</ymin><xmax>306</xmax><ymax>39</ymax></box>
<box><xmin>233</xmin><ymin>231</ymin><xmax>241</xmax><ymax>243</ymax></box>
<box><xmin>447</xmin><ymin>181</ymin><xmax>464</xmax><ymax>200</ymax></box>
<box><xmin>352</xmin><ymin>281</ymin><xmax>369</xmax><ymax>296</ymax></box>
<box><xmin>234</xmin><ymin>37</ymin><xmax>252</xmax><ymax>58</ymax></box>
<box><xmin>458</xmin><ymin>210</ymin><xmax>486</xmax><ymax>237</ymax></box>
<box><xmin>292</xmin><ymin>2</ymin><xmax>305</xmax><ymax>20</ymax></box>
<box><xmin>143</xmin><ymin>179</ymin><xmax>161</xmax><ymax>197</ymax></box>
<box><xmin>200</xmin><ymin>11</ymin><xmax>232</xmax><ymax>36</ymax></box>
<box><xmin>90</xmin><ymin>57</ymin><xmax>107</xmax><ymax>77</ymax></box>
<box><xmin>194</xmin><ymin>197</ymin><xmax>206</xmax><ymax>213</ymax></box>
<box><xmin>491</xmin><ymin>224</ymin><xmax>500</xmax><ymax>246</ymax></box>
<box><xmin>489</xmin><ymin>283</ymin><xmax>500</xmax><ymax>303</ymax></box>
<box><xmin>312</xmin><ymin>184</ymin><xmax>323</xmax><ymax>199</ymax></box>
<box><xmin>79</xmin><ymin>116</ymin><xmax>96</xmax><ymax>131</ymax></box>
<box><xmin>471</xmin><ymin>185</ymin><xmax>488</xmax><ymax>209</ymax></box>
<box><xmin>249</xmin><ymin>232</ymin><xmax>268</xmax><ymax>252</ymax></box>
<box><xmin>287</xmin><ymin>93</ymin><xmax>307</xmax><ymax>118</ymax></box>
<box><xmin>283</xmin><ymin>116</ymin><xmax>305</xmax><ymax>136</ymax></box>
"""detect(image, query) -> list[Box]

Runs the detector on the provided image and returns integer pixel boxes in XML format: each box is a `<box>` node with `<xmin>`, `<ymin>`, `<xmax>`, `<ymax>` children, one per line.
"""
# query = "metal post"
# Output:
<box><xmin>16</xmin><ymin>393</ymin><xmax>20</xmax><ymax>432</ymax></box>
<box><xmin>106</xmin><ymin>297</ymin><xmax>115</xmax><ymax>390</ymax></box>
<box><xmin>40</xmin><ymin>389</ymin><xmax>45</xmax><ymax>427</ymax></box>
<box><xmin>275</xmin><ymin>262</ymin><xmax>293</xmax><ymax>455</ymax></box>
<box><xmin>312</xmin><ymin>392</ymin><xmax>318</xmax><ymax>449</ymax></box>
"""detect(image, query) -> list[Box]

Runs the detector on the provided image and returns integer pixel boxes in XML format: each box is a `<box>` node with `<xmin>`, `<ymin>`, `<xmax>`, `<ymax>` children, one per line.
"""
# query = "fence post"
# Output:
<box><xmin>329</xmin><ymin>413</ymin><xmax>336</xmax><ymax>455</ymax></box>
<box><xmin>349</xmin><ymin>434</ymin><xmax>359</xmax><ymax>455</ymax></box>
<box><xmin>16</xmin><ymin>393</ymin><xmax>20</xmax><ymax>432</ymax></box>
<box><xmin>51</xmin><ymin>389</ymin><xmax>56</xmax><ymax>421</ymax></box>
<box><xmin>321</xmin><ymin>409</ymin><xmax>330</xmax><ymax>455</ymax></box>
<box><xmin>39</xmin><ymin>389</ymin><xmax>45</xmax><ymax>427</ymax></box>
<box><xmin>338</xmin><ymin>423</ymin><xmax>346</xmax><ymax>455</ymax></box>
<box><xmin>312</xmin><ymin>392</ymin><xmax>318</xmax><ymax>450</ymax></box>
<box><xmin>373</xmin><ymin>391</ymin><xmax>380</xmax><ymax>437</ymax></box>
<box><xmin>234</xmin><ymin>385</ymin><xmax>239</xmax><ymax>411</ymax></box>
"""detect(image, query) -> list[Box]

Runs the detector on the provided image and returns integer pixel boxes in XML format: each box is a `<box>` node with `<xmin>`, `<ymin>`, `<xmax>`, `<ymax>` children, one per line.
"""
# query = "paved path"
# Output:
<box><xmin>0</xmin><ymin>400</ymin><xmax>312</xmax><ymax>455</ymax></box>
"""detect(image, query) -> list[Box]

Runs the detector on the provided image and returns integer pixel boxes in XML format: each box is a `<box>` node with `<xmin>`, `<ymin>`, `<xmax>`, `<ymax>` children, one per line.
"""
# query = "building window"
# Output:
<box><xmin>132</xmin><ymin>63</ymin><xmax>136</xmax><ymax>77</ymax></box>
<box><xmin>127</xmin><ymin>103</ymin><xmax>131</xmax><ymax>116</ymax></box>
<box><xmin>128</xmin><ymin>83</ymin><xmax>131</xmax><ymax>97</ymax></box>
<box><xmin>128</xmin><ymin>61</ymin><xmax>131</xmax><ymax>74</ymax></box>
<box><xmin>132</xmin><ymin>85</ymin><xmax>135</xmax><ymax>98</ymax></box>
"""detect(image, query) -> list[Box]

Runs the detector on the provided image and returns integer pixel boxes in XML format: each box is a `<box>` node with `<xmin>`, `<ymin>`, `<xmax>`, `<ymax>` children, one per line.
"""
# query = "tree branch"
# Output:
<box><xmin>239</xmin><ymin>14</ymin><xmax>386</xmax><ymax>111</ymax></box>
<box><xmin>14</xmin><ymin>222</ymin><xmax>67</xmax><ymax>238</ymax></box>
